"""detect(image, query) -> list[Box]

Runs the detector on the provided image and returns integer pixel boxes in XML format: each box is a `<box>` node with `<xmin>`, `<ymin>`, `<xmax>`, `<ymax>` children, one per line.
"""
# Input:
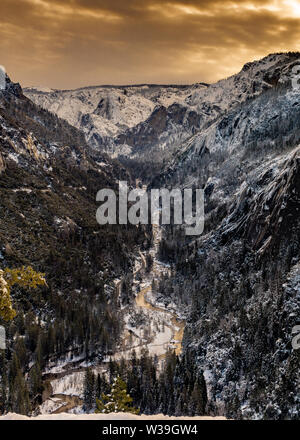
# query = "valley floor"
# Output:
<box><xmin>38</xmin><ymin>225</ymin><xmax>187</xmax><ymax>416</ymax></box>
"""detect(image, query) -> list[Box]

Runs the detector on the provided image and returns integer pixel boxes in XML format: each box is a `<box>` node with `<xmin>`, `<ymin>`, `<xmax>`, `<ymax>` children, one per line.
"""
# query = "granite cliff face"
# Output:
<box><xmin>149</xmin><ymin>53</ymin><xmax>300</xmax><ymax>419</ymax></box>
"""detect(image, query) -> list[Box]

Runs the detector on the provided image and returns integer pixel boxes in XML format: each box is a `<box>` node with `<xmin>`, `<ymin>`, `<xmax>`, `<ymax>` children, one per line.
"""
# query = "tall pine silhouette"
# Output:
<box><xmin>96</xmin><ymin>376</ymin><xmax>139</xmax><ymax>414</ymax></box>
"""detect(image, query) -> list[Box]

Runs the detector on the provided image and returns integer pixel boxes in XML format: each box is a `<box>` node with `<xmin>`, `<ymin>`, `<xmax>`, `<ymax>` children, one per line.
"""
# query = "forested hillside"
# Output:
<box><xmin>0</xmin><ymin>74</ymin><xmax>149</xmax><ymax>414</ymax></box>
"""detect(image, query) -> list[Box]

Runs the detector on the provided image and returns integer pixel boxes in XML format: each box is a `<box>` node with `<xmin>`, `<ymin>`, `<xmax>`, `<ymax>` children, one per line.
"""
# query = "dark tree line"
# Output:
<box><xmin>83</xmin><ymin>349</ymin><xmax>207</xmax><ymax>417</ymax></box>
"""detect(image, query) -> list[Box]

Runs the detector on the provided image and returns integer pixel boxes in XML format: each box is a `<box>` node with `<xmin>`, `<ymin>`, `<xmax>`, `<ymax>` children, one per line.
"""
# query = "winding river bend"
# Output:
<box><xmin>135</xmin><ymin>287</ymin><xmax>185</xmax><ymax>356</ymax></box>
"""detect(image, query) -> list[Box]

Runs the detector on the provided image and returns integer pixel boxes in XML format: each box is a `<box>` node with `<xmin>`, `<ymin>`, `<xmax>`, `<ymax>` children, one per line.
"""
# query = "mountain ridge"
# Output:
<box><xmin>24</xmin><ymin>52</ymin><xmax>300</xmax><ymax>178</ymax></box>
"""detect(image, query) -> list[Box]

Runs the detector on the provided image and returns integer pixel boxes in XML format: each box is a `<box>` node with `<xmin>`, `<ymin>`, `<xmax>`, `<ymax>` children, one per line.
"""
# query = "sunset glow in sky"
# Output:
<box><xmin>0</xmin><ymin>0</ymin><xmax>300</xmax><ymax>88</ymax></box>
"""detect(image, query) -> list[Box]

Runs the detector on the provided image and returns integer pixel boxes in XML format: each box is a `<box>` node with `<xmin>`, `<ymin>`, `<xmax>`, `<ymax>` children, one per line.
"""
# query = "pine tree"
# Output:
<box><xmin>0</xmin><ymin>352</ymin><xmax>7</xmax><ymax>414</ymax></box>
<box><xmin>29</xmin><ymin>363</ymin><xmax>43</xmax><ymax>398</ymax></box>
<box><xmin>83</xmin><ymin>367</ymin><xmax>96</xmax><ymax>411</ymax></box>
<box><xmin>193</xmin><ymin>372</ymin><xmax>207</xmax><ymax>415</ymax></box>
<box><xmin>96</xmin><ymin>373</ymin><xmax>102</xmax><ymax>399</ymax></box>
<box><xmin>0</xmin><ymin>266</ymin><xmax>46</xmax><ymax>321</ymax></box>
<box><xmin>10</xmin><ymin>369</ymin><xmax>31</xmax><ymax>415</ymax></box>
<box><xmin>0</xmin><ymin>270</ymin><xmax>16</xmax><ymax>321</ymax></box>
<box><xmin>95</xmin><ymin>376</ymin><xmax>140</xmax><ymax>414</ymax></box>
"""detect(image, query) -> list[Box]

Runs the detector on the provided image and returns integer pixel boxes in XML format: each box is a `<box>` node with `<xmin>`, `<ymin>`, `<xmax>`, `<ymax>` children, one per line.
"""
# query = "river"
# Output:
<box><xmin>135</xmin><ymin>287</ymin><xmax>185</xmax><ymax>356</ymax></box>
<box><xmin>45</xmin><ymin>225</ymin><xmax>185</xmax><ymax>414</ymax></box>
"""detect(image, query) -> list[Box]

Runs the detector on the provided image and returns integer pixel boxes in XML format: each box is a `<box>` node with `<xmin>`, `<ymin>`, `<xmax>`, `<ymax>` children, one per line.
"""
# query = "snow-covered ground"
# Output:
<box><xmin>50</xmin><ymin>372</ymin><xmax>85</xmax><ymax>398</ymax></box>
<box><xmin>39</xmin><ymin>398</ymin><xmax>68</xmax><ymax>415</ymax></box>
<box><xmin>0</xmin><ymin>412</ymin><xmax>226</xmax><ymax>420</ymax></box>
<box><xmin>44</xmin><ymin>352</ymin><xmax>86</xmax><ymax>374</ymax></box>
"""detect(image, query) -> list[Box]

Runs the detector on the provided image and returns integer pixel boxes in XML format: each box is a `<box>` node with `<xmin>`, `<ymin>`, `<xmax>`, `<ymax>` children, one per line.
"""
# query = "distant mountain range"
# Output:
<box><xmin>25</xmin><ymin>53</ymin><xmax>300</xmax><ymax>166</ymax></box>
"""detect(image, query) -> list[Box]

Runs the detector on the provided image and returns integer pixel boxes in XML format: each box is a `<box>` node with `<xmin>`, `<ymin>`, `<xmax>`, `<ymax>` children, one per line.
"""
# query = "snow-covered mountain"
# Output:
<box><xmin>24</xmin><ymin>84</ymin><xmax>202</xmax><ymax>157</ymax></box>
<box><xmin>25</xmin><ymin>53</ymin><xmax>300</xmax><ymax>166</ymax></box>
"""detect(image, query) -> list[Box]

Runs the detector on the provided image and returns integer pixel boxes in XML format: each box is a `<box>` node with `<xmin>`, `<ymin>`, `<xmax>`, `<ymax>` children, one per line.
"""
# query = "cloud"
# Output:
<box><xmin>0</xmin><ymin>0</ymin><xmax>299</xmax><ymax>88</ymax></box>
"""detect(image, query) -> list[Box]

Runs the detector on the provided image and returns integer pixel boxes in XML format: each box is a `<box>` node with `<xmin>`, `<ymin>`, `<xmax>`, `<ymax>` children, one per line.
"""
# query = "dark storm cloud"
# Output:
<box><xmin>0</xmin><ymin>0</ymin><xmax>299</xmax><ymax>88</ymax></box>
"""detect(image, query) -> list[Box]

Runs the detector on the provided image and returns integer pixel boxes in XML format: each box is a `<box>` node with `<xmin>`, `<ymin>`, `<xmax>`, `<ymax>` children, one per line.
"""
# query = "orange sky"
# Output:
<box><xmin>0</xmin><ymin>0</ymin><xmax>300</xmax><ymax>89</ymax></box>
